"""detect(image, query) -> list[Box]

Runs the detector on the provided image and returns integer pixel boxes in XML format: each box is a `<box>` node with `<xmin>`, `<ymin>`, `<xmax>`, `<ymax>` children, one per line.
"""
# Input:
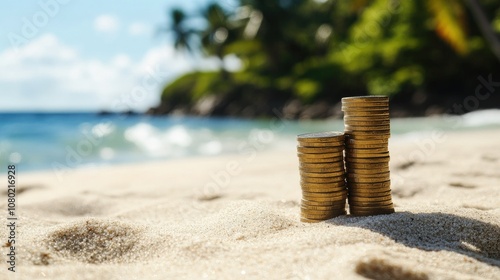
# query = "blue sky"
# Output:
<box><xmin>0</xmin><ymin>0</ymin><xmax>239</xmax><ymax>112</ymax></box>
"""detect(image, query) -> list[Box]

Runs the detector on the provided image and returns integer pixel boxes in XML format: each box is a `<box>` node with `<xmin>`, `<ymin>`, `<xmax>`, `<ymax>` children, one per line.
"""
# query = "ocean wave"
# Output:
<box><xmin>461</xmin><ymin>109</ymin><xmax>500</xmax><ymax>127</ymax></box>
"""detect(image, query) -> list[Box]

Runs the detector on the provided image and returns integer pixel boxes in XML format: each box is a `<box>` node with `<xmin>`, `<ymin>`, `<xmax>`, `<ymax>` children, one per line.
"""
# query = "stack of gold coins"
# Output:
<box><xmin>342</xmin><ymin>96</ymin><xmax>395</xmax><ymax>216</ymax></box>
<box><xmin>297</xmin><ymin>132</ymin><xmax>347</xmax><ymax>223</ymax></box>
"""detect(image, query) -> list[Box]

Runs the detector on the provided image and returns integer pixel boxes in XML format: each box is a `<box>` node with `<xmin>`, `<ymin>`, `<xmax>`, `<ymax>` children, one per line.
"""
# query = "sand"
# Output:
<box><xmin>2</xmin><ymin>128</ymin><xmax>500</xmax><ymax>279</ymax></box>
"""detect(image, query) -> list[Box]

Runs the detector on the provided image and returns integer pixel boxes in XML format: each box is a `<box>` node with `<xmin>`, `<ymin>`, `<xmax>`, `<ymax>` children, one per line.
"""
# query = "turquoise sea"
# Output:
<box><xmin>1</xmin><ymin>110</ymin><xmax>500</xmax><ymax>172</ymax></box>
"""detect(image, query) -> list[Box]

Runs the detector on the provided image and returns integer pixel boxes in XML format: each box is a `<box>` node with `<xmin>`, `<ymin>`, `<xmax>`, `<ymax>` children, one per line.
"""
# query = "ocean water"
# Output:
<box><xmin>1</xmin><ymin>110</ymin><xmax>500</xmax><ymax>173</ymax></box>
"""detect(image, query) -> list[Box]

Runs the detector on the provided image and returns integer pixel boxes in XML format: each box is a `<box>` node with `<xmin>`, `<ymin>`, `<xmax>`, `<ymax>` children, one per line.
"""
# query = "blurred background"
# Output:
<box><xmin>1</xmin><ymin>0</ymin><xmax>500</xmax><ymax>172</ymax></box>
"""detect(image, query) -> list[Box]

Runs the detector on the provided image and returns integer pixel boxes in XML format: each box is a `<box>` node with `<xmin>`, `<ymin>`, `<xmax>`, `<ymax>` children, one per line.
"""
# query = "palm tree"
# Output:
<box><xmin>200</xmin><ymin>3</ymin><xmax>235</xmax><ymax>76</ymax></box>
<box><xmin>463</xmin><ymin>0</ymin><xmax>500</xmax><ymax>62</ymax></box>
<box><xmin>158</xmin><ymin>8</ymin><xmax>198</xmax><ymax>54</ymax></box>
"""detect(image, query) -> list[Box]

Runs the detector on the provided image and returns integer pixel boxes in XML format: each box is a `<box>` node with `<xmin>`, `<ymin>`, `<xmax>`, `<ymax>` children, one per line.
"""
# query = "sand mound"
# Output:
<box><xmin>45</xmin><ymin>218</ymin><xmax>141</xmax><ymax>264</ymax></box>
<box><xmin>197</xmin><ymin>201</ymin><xmax>296</xmax><ymax>240</ymax></box>
<box><xmin>28</xmin><ymin>196</ymin><xmax>109</xmax><ymax>217</ymax></box>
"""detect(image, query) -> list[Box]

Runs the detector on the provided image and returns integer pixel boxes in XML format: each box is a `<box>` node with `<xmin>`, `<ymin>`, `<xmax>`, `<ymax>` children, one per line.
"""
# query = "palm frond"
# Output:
<box><xmin>427</xmin><ymin>0</ymin><xmax>469</xmax><ymax>54</ymax></box>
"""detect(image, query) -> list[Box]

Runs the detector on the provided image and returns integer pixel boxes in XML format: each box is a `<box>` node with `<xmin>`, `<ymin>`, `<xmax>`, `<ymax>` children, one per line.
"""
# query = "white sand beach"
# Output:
<box><xmin>3</xmin><ymin>129</ymin><xmax>500</xmax><ymax>279</ymax></box>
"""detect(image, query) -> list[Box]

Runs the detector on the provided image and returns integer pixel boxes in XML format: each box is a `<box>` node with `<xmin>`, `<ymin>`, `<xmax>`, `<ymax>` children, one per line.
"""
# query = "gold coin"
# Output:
<box><xmin>340</xmin><ymin>104</ymin><xmax>389</xmax><ymax>114</ymax></box>
<box><xmin>297</xmin><ymin>132</ymin><xmax>345</xmax><ymax>142</ymax></box>
<box><xmin>302</xmin><ymin>207</ymin><xmax>346</xmax><ymax>214</ymax></box>
<box><xmin>345</xmin><ymin>168</ymin><xmax>389</xmax><ymax>175</ymax></box>
<box><xmin>302</xmin><ymin>186</ymin><xmax>346</xmax><ymax>193</ymax></box>
<box><xmin>345</xmin><ymin>151</ymin><xmax>390</xmax><ymax>158</ymax></box>
<box><xmin>301</xmin><ymin>211</ymin><xmax>346</xmax><ymax>220</ymax></box>
<box><xmin>347</xmin><ymin>174</ymin><xmax>390</xmax><ymax>180</ymax></box>
<box><xmin>349</xmin><ymin>203</ymin><xmax>394</xmax><ymax>210</ymax></box>
<box><xmin>297</xmin><ymin>146</ymin><xmax>344</xmax><ymax>154</ymax></box>
<box><xmin>346</xmin><ymin>147</ymin><xmax>389</xmax><ymax>153</ymax></box>
<box><xmin>300</xmin><ymin>160</ymin><xmax>344</xmax><ymax>168</ymax></box>
<box><xmin>344</xmin><ymin>116</ymin><xmax>390</xmax><ymax>122</ymax></box>
<box><xmin>344</xmin><ymin>121</ymin><xmax>390</xmax><ymax>127</ymax></box>
<box><xmin>348</xmin><ymin>196</ymin><xmax>393</xmax><ymax>203</ymax></box>
<box><xmin>301</xmin><ymin>176</ymin><xmax>346</xmax><ymax>183</ymax></box>
<box><xmin>298</xmin><ymin>152</ymin><xmax>343</xmax><ymax>159</ymax></box>
<box><xmin>302</xmin><ymin>187</ymin><xmax>347</xmax><ymax>194</ymax></box>
<box><xmin>345</xmin><ymin>162</ymin><xmax>389</xmax><ymax>169</ymax></box>
<box><xmin>344</xmin><ymin>134</ymin><xmax>390</xmax><ymax>141</ymax></box>
<box><xmin>301</xmin><ymin>168</ymin><xmax>345</xmax><ymax>175</ymax></box>
<box><xmin>341</xmin><ymin>102</ymin><xmax>388</xmax><ymax>108</ymax></box>
<box><xmin>348</xmin><ymin>180</ymin><xmax>391</xmax><ymax>188</ymax></box>
<box><xmin>299</xmin><ymin>157</ymin><xmax>344</xmax><ymax>163</ymax></box>
<box><xmin>348</xmin><ymin>187</ymin><xmax>391</xmax><ymax>193</ymax></box>
<box><xmin>301</xmin><ymin>204</ymin><xmax>346</xmax><ymax>211</ymax></box>
<box><xmin>300</xmin><ymin>166</ymin><xmax>345</xmax><ymax>173</ymax></box>
<box><xmin>346</xmin><ymin>138</ymin><xmax>389</xmax><ymax>145</ymax></box>
<box><xmin>301</xmin><ymin>211</ymin><xmax>345</xmax><ymax>219</ymax></box>
<box><xmin>347</xmin><ymin>178</ymin><xmax>391</xmax><ymax>185</ymax></box>
<box><xmin>302</xmin><ymin>208</ymin><xmax>337</xmax><ymax>215</ymax></box>
<box><xmin>342</xmin><ymin>99</ymin><xmax>388</xmax><ymax>104</ymax></box>
<box><xmin>342</xmin><ymin>108</ymin><xmax>388</xmax><ymax>113</ymax></box>
<box><xmin>346</xmin><ymin>143</ymin><xmax>389</xmax><ymax>149</ymax></box>
<box><xmin>342</xmin><ymin>96</ymin><xmax>389</xmax><ymax>103</ymax></box>
<box><xmin>343</xmin><ymin>111</ymin><xmax>390</xmax><ymax>117</ymax></box>
<box><xmin>348</xmin><ymin>188</ymin><xmax>392</xmax><ymax>195</ymax></box>
<box><xmin>302</xmin><ymin>188</ymin><xmax>347</xmax><ymax>195</ymax></box>
<box><xmin>301</xmin><ymin>199</ymin><xmax>346</xmax><ymax>206</ymax></box>
<box><xmin>344</xmin><ymin>125</ymin><xmax>391</xmax><ymax>131</ymax></box>
<box><xmin>347</xmin><ymin>176</ymin><xmax>390</xmax><ymax>183</ymax></box>
<box><xmin>347</xmin><ymin>185</ymin><xmax>391</xmax><ymax>193</ymax></box>
<box><xmin>348</xmin><ymin>171</ymin><xmax>390</xmax><ymax>177</ymax></box>
<box><xmin>348</xmin><ymin>182</ymin><xmax>391</xmax><ymax>188</ymax></box>
<box><xmin>302</xmin><ymin>195</ymin><xmax>347</xmax><ymax>202</ymax></box>
<box><xmin>300</xmin><ymin>170</ymin><xmax>345</xmax><ymax>178</ymax></box>
<box><xmin>349</xmin><ymin>208</ymin><xmax>395</xmax><ymax>216</ymax></box>
<box><xmin>346</xmin><ymin>143</ymin><xmax>388</xmax><ymax>150</ymax></box>
<box><xmin>302</xmin><ymin>189</ymin><xmax>347</xmax><ymax>197</ymax></box>
<box><xmin>345</xmin><ymin>157</ymin><xmax>390</xmax><ymax>164</ymax></box>
<box><xmin>349</xmin><ymin>201</ymin><xmax>393</xmax><ymax>208</ymax></box>
<box><xmin>298</xmin><ymin>142</ymin><xmax>344</xmax><ymax>148</ymax></box>
<box><xmin>348</xmin><ymin>194</ymin><xmax>393</xmax><ymax>201</ymax></box>
<box><xmin>349</xmin><ymin>191</ymin><xmax>392</xmax><ymax>198</ymax></box>
<box><xmin>345</xmin><ymin>129</ymin><xmax>391</xmax><ymax>135</ymax></box>
<box><xmin>301</xmin><ymin>180</ymin><xmax>346</xmax><ymax>187</ymax></box>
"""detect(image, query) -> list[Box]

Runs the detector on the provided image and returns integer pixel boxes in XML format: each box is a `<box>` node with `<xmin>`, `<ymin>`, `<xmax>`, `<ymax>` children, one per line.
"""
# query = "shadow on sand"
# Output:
<box><xmin>327</xmin><ymin>211</ymin><xmax>500</xmax><ymax>267</ymax></box>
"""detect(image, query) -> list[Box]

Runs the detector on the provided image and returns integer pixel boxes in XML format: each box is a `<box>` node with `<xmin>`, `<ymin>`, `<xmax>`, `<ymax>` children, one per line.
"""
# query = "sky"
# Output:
<box><xmin>0</xmin><ymin>0</ymin><xmax>239</xmax><ymax>112</ymax></box>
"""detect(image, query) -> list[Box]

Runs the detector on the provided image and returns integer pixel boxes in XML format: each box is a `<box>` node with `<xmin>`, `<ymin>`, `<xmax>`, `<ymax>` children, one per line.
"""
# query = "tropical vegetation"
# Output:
<box><xmin>150</xmin><ymin>0</ymin><xmax>500</xmax><ymax>118</ymax></box>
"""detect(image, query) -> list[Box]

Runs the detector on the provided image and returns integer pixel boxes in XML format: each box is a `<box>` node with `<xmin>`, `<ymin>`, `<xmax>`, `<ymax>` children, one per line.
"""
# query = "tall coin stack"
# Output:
<box><xmin>342</xmin><ymin>96</ymin><xmax>395</xmax><ymax>216</ymax></box>
<box><xmin>297</xmin><ymin>132</ymin><xmax>347</xmax><ymax>223</ymax></box>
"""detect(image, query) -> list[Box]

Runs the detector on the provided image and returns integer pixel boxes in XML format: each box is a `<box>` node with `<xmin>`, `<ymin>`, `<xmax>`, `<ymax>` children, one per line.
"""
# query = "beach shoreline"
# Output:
<box><xmin>4</xmin><ymin>128</ymin><xmax>500</xmax><ymax>279</ymax></box>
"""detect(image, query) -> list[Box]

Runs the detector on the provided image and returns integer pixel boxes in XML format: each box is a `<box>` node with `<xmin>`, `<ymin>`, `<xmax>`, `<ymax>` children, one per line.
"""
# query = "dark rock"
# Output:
<box><xmin>97</xmin><ymin>110</ymin><xmax>112</xmax><ymax>116</ymax></box>
<box><xmin>299</xmin><ymin>101</ymin><xmax>331</xmax><ymax>119</ymax></box>
<box><xmin>283</xmin><ymin>99</ymin><xmax>303</xmax><ymax>119</ymax></box>
<box><xmin>192</xmin><ymin>95</ymin><xmax>224</xmax><ymax>116</ymax></box>
<box><xmin>328</xmin><ymin>101</ymin><xmax>343</xmax><ymax>119</ymax></box>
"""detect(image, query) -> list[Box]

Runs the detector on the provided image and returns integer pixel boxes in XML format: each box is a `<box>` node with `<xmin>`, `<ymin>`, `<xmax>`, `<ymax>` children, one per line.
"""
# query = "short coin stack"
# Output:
<box><xmin>297</xmin><ymin>132</ymin><xmax>347</xmax><ymax>223</ymax></box>
<box><xmin>342</xmin><ymin>96</ymin><xmax>395</xmax><ymax>216</ymax></box>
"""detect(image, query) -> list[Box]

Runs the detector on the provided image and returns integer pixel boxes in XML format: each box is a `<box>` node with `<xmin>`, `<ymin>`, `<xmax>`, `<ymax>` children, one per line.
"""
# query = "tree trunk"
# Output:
<box><xmin>463</xmin><ymin>0</ymin><xmax>500</xmax><ymax>62</ymax></box>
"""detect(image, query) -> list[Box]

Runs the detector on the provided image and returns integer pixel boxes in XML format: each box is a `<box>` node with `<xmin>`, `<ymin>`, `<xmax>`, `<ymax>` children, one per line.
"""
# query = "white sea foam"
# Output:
<box><xmin>461</xmin><ymin>109</ymin><xmax>500</xmax><ymax>127</ymax></box>
<box><xmin>124</xmin><ymin>123</ymin><xmax>169</xmax><ymax>156</ymax></box>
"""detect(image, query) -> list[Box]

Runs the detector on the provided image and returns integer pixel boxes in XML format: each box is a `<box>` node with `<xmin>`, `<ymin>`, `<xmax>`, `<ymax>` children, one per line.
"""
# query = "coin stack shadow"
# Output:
<box><xmin>297</xmin><ymin>132</ymin><xmax>348</xmax><ymax>223</ymax></box>
<box><xmin>342</xmin><ymin>96</ymin><xmax>395</xmax><ymax>216</ymax></box>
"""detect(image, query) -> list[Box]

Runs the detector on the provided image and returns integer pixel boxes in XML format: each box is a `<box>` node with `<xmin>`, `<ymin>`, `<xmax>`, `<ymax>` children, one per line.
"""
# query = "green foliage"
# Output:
<box><xmin>161</xmin><ymin>72</ymin><xmax>222</xmax><ymax>104</ymax></box>
<box><xmin>161</xmin><ymin>0</ymin><xmax>500</xmax><ymax>108</ymax></box>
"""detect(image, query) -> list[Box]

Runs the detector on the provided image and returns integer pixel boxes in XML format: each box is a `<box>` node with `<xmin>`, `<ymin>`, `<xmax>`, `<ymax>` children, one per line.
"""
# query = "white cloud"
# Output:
<box><xmin>93</xmin><ymin>15</ymin><xmax>119</xmax><ymax>33</ymax></box>
<box><xmin>0</xmin><ymin>34</ymin><xmax>239</xmax><ymax>112</ymax></box>
<box><xmin>128</xmin><ymin>22</ymin><xmax>150</xmax><ymax>36</ymax></box>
